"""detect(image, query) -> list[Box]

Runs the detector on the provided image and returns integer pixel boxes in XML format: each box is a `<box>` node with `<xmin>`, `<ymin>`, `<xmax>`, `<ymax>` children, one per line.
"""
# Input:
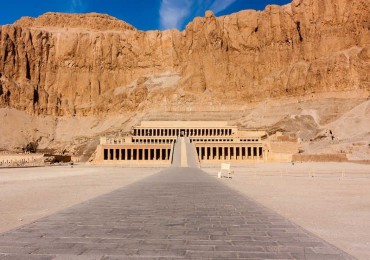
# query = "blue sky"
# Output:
<box><xmin>1</xmin><ymin>0</ymin><xmax>291</xmax><ymax>31</ymax></box>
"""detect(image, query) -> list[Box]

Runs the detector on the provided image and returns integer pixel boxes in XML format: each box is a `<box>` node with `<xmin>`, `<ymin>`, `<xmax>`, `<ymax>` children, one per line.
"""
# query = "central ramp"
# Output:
<box><xmin>172</xmin><ymin>137</ymin><xmax>200</xmax><ymax>168</ymax></box>
<box><xmin>0</xmin><ymin>167</ymin><xmax>352</xmax><ymax>259</ymax></box>
<box><xmin>185</xmin><ymin>138</ymin><xmax>201</xmax><ymax>168</ymax></box>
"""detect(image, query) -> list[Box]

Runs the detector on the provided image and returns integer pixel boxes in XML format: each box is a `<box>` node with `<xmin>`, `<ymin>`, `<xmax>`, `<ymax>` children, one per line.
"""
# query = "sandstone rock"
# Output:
<box><xmin>14</xmin><ymin>12</ymin><xmax>135</xmax><ymax>31</ymax></box>
<box><xmin>0</xmin><ymin>0</ymin><xmax>368</xmax><ymax>116</ymax></box>
<box><xmin>205</xmin><ymin>10</ymin><xmax>215</xmax><ymax>18</ymax></box>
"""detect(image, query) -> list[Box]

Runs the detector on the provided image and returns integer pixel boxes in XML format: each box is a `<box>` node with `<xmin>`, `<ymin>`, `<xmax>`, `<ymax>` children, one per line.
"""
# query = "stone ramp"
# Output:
<box><xmin>171</xmin><ymin>137</ymin><xmax>181</xmax><ymax>167</ymax></box>
<box><xmin>185</xmin><ymin>139</ymin><xmax>200</xmax><ymax>168</ymax></box>
<box><xmin>0</xmin><ymin>168</ymin><xmax>353</xmax><ymax>259</ymax></box>
<box><xmin>171</xmin><ymin>137</ymin><xmax>200</xmax><ymax>168</ymax></box>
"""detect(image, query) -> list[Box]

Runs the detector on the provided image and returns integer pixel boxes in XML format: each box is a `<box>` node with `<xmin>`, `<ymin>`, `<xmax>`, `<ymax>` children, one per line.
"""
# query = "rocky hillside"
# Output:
<box><xmin>0</xmin><ymin>0</ymin><xmax>369</xmax><ymax>116</ymax></box>
<box><xmin>0</xmin><ymin>0</ymin><xmax>369</xmax><ymax>160</ymax></box>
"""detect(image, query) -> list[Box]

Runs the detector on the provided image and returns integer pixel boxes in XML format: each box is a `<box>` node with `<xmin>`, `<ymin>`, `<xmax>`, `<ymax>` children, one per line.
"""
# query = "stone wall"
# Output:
<box><xmin>292</xmin><ymin>153</ymin><xmax>348</xmax><ymax>162</ymax></box>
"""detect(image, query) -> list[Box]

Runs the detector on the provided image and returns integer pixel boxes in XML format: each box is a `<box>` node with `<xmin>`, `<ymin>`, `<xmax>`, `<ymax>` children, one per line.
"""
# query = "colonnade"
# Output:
<box><xmin>192</xmin><ymin>138</ymin><xmax>260</xmax><ymax>143</ymax></box>
<box><xmin>134</xmin><ymin>128</ymin><xmax>234</xmax><ymax>137</ymax></box>
<box><xmin>196</xmin><ymin>146</ymin><xmax>264</xmax><ymax>161</ymax></box>
<box><xmin>0</xmin><ymin>157</ymin><xmax>37</xmax><ymax>165</ymax></box>
<box><xmin>103</xmin><ymin>148</ymin><xmax>172</xmax><ymax>161</ymax></box>
<box><xmin>132</xmin><ymin>138</ymin><xmax>176</xmax><ymax>144</ymax></box>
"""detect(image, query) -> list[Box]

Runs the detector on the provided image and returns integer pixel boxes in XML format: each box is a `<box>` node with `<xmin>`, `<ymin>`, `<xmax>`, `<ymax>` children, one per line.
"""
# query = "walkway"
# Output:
<box><xmin>172</xmin><ymin>137</ymin><xmax>200</xmax><ymax>168</ymax></box>
<box><xmin>0</xmin><ymin>167</ymin><xmax>352</xmax><ymax>259</ymax></box>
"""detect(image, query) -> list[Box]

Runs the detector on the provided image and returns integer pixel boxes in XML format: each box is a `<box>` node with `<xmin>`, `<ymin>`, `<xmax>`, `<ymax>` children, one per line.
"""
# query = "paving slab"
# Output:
<box><xmin>0</xmin><ymin>167</ymin><xmax>353</xmax><ymax>259</ymax></box>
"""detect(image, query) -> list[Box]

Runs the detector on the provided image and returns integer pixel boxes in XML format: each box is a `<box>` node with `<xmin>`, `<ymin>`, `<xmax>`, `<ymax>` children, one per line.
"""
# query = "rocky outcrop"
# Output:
<box><xmin>0</xmin><ymin>0</ymin><xmax>369</xmax><ymax>116</ymax></box>
<box><xmin>14</xmin><ymin>12</ymin><xmax>135</xmax><ymax>31</ymax></box>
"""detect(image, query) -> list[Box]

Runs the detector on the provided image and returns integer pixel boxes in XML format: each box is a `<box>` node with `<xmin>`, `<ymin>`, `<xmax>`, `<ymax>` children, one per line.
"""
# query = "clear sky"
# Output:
<box><xmin>1</xmin><ymin>0</ymin><xmax>291</xmax><ymax>31</ymax></box>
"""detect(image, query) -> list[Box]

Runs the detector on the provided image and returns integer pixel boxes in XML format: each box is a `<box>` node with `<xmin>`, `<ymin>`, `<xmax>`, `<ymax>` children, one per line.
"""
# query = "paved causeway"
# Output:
<box><xmin>0</xmin><ymin>167</ymin><xmax>352</xmax><ymax>259</ymax></box>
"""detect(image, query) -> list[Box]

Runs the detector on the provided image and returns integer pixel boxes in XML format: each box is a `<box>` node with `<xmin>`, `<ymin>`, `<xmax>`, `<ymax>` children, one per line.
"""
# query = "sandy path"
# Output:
<box><xmin>0</xmin><ymin>165</ymin><xmax>159</xmax><ymax>233</ymax></box>
<box><xmin>204</xmin><ymin>162</ymin><xmax>370</xmax><ymax>259</ymax></box>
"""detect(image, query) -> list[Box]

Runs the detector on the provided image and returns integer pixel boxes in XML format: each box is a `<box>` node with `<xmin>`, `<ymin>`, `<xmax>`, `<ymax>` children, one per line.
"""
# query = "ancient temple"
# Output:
<box><xmin>93</xmin><ymin>121</ymin><xmax>297</xmax><ymax>166</ymax></box>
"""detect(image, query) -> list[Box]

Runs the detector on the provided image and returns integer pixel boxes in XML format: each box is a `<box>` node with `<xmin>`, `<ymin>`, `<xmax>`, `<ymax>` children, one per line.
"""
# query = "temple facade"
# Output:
<box><xmin>93</xmin><ymin>121</ymin><xmax>297</xmax><ymax>166</ymax></box>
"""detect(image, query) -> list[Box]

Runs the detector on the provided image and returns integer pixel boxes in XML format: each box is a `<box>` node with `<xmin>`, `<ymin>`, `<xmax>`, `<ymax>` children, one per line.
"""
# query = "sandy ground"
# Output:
<box><xmin>1</xmin><ymin>163</ymin><xmax>370</xmax><ymax>259</ymax></box>
<box><xmin>0</xmin><ymin>165</ymin><xmax>159</xmax><ymax>233</ymax></box>
<box><xmin>204</xmin><ymin>162</ymin><xmax>370</xmax><ymax>259</ymax></box>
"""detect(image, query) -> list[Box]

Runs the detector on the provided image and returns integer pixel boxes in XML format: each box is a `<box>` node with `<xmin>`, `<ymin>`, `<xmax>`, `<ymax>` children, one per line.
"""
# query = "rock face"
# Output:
<box><xmin>0</xmin><ymin>0</ymin><xmax>369</xmax><ymax>116</ymax></box>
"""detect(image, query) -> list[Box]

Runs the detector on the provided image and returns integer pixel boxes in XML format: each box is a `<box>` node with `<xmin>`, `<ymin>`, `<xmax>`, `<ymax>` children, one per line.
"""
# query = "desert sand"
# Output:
<box><xmin>204</xmin><ymin>162</ymin><xmax>370</xmax><ymax>259</ymax></box>
<box><xmin>0</xmin><ymin>165</ymin><xmax>159</xmax><ymax>233</ymax></box>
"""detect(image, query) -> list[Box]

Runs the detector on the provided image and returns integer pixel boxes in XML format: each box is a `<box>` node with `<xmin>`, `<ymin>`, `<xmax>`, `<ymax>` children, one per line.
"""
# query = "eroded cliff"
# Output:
<box><xmin>0</xmin><ymin>0</ymin><xmax>368</xmax><ymax>117</ymax></box>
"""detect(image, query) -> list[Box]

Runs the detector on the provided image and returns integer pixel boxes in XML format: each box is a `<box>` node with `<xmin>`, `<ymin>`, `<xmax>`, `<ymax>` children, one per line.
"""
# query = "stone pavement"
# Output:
<box><xmin>0</xmin><ymin>167</ymin><xmax>353</xmax><ymax>259</ymax></box>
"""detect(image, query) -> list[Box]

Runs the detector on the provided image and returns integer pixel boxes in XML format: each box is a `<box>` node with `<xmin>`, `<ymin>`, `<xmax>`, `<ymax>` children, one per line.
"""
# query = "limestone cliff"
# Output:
<box><xmin>0</xmin><ymin>0</ymin><xmax>369</xmax><ymax>117</ymax></box>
